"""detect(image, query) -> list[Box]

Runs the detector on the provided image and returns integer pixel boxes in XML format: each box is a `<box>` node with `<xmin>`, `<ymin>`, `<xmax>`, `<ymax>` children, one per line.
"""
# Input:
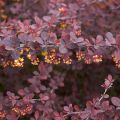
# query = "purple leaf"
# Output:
<box><xmin>111</xmin><ymin>97</ymin><xmax>120</xmax><ymax>107</ymax></box>
<box><xmin>63</xmin><ymin>106</ymin><xmax>70</xmax><ymax>112</ymax></box>
<box><xmin>34</xmin><ymin>16</ymin><xmax>43</xmax><ymax>26</ymax></box>
<box><xmin>34</xmin><ymin>111</ymin><xmax>39</xmax><ymax>120</ymax></box>
<box><xmin>59</xmin><ymin>45</ymin><xmax>68</xmax><ymax>54</ymax></box>
<box><xmin>43</xmin><ymin>16</ymin><xmax>51</xmax><ymax>22</ymax></box>
<box><xmin>40</xmin><ymin>31</ymin><xmax>49</xmax><ymax>40</ymax></box>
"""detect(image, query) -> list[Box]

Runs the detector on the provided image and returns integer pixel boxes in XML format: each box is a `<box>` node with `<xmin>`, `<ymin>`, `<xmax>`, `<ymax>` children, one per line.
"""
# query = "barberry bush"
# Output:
<box><xmin>0</xmin><ymin>0</ymin><xmax>120</xmax><ymax>120</ymax></box>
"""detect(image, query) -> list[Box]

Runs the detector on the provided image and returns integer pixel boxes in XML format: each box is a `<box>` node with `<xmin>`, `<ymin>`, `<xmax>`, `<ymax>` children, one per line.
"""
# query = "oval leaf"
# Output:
<box><xmin>111</xmin><ymin>97</ymin><xmax>120</xmax><ymax>107</ymax></box>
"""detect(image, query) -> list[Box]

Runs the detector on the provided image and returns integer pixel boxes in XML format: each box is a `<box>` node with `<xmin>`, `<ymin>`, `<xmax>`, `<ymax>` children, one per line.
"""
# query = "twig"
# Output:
<box><xmin>63</xmin><ymin>111</ymin><xmax>81</xmax><ymax>118</ymax></box>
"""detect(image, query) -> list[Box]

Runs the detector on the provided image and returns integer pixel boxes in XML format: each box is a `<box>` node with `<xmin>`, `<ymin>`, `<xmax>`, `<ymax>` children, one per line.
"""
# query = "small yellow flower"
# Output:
<box><xmin>76</xmin><ymin>51</ymin><xmax>85</xmax><ymax>61</ymax></box>
<box><xmin>27</xmin><ymin>53</ymin><xmax>32</xmax><ymax>59</ymax></box>
<box><xmin>12</xmin><ymin>57</ymin><xmax>24</xmax><ymax>67</ymax></box>
<box><xmin>84</xmin><ymin>58</ymin><xmax>92</xmax><ymax>64</ymax></box>
<box><xmin>92</xmin><ymin>55</ymin><xmax>102</xmax><ymax>63</ymax></box>
<box><xmin>59</xmin><ymin>7</ymin><xmax>65</xmax><ymax>13</ymax></box>
<box><xmin>41</xmin><ymin>51</ymin><xmax>48</xmax><ymax>56</ymax></box>
<box><xmin>31</xmin><ymin>58</ymin><xmax>40</xmax><ymax>65</ymax></box>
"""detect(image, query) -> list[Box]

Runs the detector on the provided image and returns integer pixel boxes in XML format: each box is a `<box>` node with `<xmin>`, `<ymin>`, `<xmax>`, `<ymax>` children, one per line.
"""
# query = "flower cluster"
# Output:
<box><xmin>0</xmin><ymin>0</ymin><xmax>119</xmax><ymax>68</ymax></box>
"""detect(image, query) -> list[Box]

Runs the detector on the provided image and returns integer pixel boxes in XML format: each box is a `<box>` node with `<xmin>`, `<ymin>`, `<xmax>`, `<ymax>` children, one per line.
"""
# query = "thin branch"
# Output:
<box><xmin>63</xmin><ymin>111</ymin><xmax>82</xmax><ymax>118</ymax></box>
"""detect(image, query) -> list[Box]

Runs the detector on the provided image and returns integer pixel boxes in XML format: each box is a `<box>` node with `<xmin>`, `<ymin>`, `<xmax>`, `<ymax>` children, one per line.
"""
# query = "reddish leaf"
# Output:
<box><xmin>34</xmin><ymin>111</ymin><xmax>39</xmax><ymax>120</ymax></box>
<box><xmin>63</xmin><ymin>106</ymin><xmax>70</xmax><ymax>112</ymax></box>
<box><xmin>111</xmin><ymin>97</ymin><xmax>120</xmax><ymax>107</ymax></box>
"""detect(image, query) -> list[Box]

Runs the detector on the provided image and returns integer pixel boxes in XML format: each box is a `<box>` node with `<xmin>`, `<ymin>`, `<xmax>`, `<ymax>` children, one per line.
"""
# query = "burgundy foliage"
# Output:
<box><xmin>0</xmin><ymin>0</ymin><xmax>119</xmax><ymax>120</ymax></box>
